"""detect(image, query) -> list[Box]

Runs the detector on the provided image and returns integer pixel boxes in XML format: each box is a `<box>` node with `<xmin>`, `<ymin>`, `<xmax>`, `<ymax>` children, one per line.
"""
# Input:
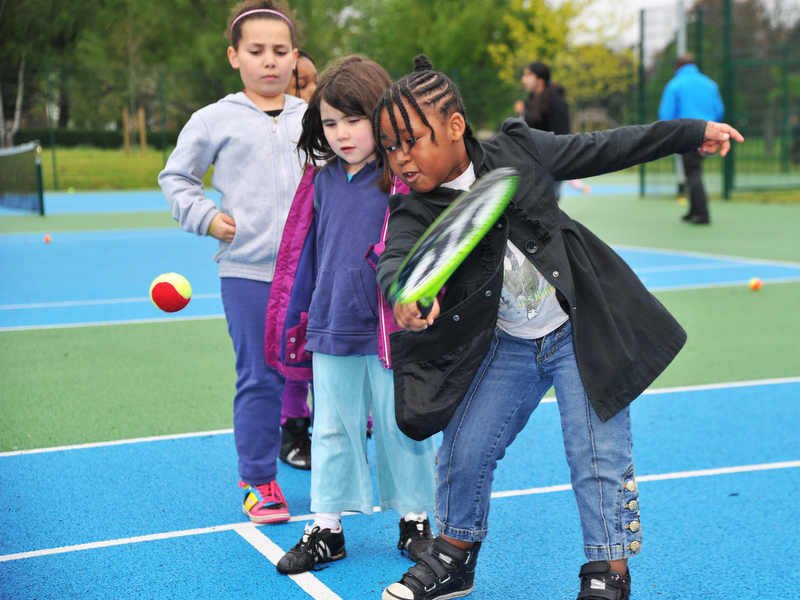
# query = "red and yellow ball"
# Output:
<box><xmin>150</xmin><ymin>273</ymin><xmax>192</xmax><ymax>312</ymax></box>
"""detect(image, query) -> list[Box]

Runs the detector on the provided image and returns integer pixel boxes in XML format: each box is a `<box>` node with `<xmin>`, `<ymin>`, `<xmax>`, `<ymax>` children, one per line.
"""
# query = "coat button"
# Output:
<box><xmin>290</xmin><ymin>353</ymin><xmax>296</xmax><ymax>359</ymax></box>
<box><xmin>453</xmin><ymin>315</ymin><xmax>460</xmax><ymax>321</ymax></box>
<box><xmin>289</xmin><ymin>337</ymin><xmax>296</xmax><ymax>343</ymax></box>
<box><xmin>626</xmin><ymin>500</ymin><xmax>639</xmax><ymax>512</ymax></box>
<box><xmin>628</xmin><ymin>541</ymin><xmax>641</xmax><ymax>552</ymax></box>
<box><xmin>485</xmin><ymin>291</ymin><xmax>492</xmax><ymax>297</ymax></box>
<box><xmin>525</xmin><ymin>240</ymin><xmax>538</xmax><ymax>254</ymax></box>
<box><xmin>625</xmin><ymin>480</ymin><xmax>637</xmax><ymax>492</ymax></box>
<box><xmin>626</xmin><ymin>521</ymin><xmax>640</xmax><ymax>533</ymax></box>
<box><xmin>552</xmin><ymin>270</ymin><xmax>559</xmax><ymax>277</ymax></box>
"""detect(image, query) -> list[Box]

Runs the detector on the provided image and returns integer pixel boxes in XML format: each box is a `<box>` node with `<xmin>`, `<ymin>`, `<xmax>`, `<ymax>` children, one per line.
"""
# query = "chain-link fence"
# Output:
<box><xmin>639</xmin><ymin>0</ymin><xmax>800</xmax><ymax>197</ymax></box>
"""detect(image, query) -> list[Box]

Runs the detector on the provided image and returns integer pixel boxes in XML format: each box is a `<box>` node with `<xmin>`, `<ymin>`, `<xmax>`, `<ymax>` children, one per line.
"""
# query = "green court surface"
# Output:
<box><xmin>1</xmin><ymin>182</ymin><xmax>799</xmax><ymax>454</ymax></box>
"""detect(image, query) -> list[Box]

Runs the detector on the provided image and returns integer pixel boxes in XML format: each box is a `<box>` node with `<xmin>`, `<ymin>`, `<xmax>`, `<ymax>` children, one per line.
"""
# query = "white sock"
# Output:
<box><xmin>312</xmin><ymin>512</ymin><xmax>341</xmax><ymax>532</ymax></box>
<box><xmin>403</xmin><ymin>511</ymin><xmax>427</xmax><ymax>523</ymax></box>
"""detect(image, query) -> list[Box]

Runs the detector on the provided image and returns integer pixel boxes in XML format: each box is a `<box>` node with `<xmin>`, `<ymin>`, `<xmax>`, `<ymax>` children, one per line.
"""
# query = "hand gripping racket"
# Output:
<box><xmin>388</xmin><ymin>167</ymin><xmax>520</xmax><ymax>317</ymax></box>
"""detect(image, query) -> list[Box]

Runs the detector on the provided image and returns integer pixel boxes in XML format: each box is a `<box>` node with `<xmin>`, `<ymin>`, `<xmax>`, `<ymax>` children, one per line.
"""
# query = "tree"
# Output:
<box><xmin>487</xmin><ymin>0</ymin><xmax>636</xmax><ymax>129</ymax></box>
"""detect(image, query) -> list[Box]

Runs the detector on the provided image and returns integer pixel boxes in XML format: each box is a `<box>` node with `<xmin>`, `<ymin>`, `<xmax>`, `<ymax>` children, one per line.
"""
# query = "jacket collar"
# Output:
<box><xmin>464</xmin><ymin>134</ymin><xmax>486</xmax><ymax>176</ymax></box>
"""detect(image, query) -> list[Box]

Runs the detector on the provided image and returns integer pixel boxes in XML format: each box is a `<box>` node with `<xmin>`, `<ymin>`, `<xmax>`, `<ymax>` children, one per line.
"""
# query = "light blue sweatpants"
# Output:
<box><xmin>310</xmin><ymin>353</ymin><xmax>436</xmax><ymax>516</ymax></box>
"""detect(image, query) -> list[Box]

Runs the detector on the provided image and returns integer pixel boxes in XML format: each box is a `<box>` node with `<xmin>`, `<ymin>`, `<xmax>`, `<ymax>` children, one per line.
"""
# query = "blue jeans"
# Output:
<box><xmin>310</xmin><ymin>353</ymin><xmax>435</xmax><ymax>516</ymax></box>
<box><xmin>436</xmin><ymin>321</ymin><xmax>641</xmax><ymax>561</ymax></box>
<box><xmin>221</xmin><ymin>277</ymin><xmax>284</xmax><ymax>486</ymax></box>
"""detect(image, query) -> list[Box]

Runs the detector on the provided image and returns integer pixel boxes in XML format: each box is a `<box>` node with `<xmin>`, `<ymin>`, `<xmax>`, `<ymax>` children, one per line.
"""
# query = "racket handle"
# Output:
<box><xmin>417</xmin><ymin>299</ymin><xmax>433</xmax><ymax>319</ymax></box>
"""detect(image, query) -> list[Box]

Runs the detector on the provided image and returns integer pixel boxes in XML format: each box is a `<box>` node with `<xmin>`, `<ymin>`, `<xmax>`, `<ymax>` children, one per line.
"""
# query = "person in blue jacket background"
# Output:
<box><xmin>659</xmin><ymin>54</ymin><xmax>725</xmax><ymax>224</ymax></box>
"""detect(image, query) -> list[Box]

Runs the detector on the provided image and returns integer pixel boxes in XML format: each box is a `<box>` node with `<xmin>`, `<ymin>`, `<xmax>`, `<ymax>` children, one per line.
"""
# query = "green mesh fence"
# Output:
<box><xmin>639</xmin><ymin>0</ymin><xmax>800</xmax><ymax>197</ymax></box>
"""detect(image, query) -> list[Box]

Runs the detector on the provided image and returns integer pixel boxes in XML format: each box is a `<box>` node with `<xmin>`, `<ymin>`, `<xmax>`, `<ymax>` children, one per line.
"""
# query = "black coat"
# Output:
<box><xmin>377</xmin><ymin>118</ymin><xmax>704</xmax><ymax>441</ymax></box>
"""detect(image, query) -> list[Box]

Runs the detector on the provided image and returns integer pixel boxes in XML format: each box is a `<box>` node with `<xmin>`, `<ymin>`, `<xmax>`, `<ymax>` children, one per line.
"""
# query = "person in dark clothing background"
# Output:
<box><xmin>515</xmin><ymin>61</ymin><xmax>571</xmax><ymax>199</ymax></box>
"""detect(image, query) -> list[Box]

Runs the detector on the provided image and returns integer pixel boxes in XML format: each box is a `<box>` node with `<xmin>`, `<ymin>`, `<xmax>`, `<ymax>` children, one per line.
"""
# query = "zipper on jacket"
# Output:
<box><xmin>272</xmin><ymin>115</ymin><xmax>278</xmax><ymax>132</ymax></box>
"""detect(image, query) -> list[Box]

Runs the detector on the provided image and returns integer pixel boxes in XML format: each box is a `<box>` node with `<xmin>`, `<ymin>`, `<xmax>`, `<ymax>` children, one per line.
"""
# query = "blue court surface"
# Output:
<box><xmin>2</xmin><ymin>380</ymin><xmax>799</xmax><ymax>599</ymax></box>
<box><xmin>2</xmin><ymin>191</ymin><xmax>800</xmax><ymax>599</ymax></box>
<box><xmin>2</xmin><ymin>227</ymin><xmax>800</xmax><ymax>330</ymax></box>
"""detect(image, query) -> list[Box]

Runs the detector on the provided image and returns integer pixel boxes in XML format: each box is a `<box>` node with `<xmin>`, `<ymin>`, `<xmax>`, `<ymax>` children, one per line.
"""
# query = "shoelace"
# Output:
<box><xmin>298</xmin><ymin>527</ymin><xmax>335</xmax><ymax>563</ymax></box>
<box><xmin>240</xmin><ymin>481</ymin><xmax>284</xmax><ymax>506</ymax></box>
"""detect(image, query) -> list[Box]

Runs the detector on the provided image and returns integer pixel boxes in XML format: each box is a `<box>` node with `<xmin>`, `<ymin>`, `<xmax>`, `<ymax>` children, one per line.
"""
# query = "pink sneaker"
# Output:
<box><xmin>239</xmin><ymin>480</ymin><xmax>290</xmax><ymax>524</ymax></box>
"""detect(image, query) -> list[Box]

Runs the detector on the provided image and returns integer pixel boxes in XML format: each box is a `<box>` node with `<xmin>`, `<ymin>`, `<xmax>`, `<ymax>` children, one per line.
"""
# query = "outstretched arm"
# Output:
<box><xmin>699</xmin><ymin>121</ymin><xmax>744</xmax><ymax>158</ymax></box>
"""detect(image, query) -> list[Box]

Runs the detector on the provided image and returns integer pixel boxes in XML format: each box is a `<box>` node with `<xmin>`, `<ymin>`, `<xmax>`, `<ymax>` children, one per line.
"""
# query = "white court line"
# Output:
<box><xmin>3</xmin><ymin>459</ymin><xmax>799</xmax><ymax>564</ymax></box>
<box><xmin>235</xmin><ymin>523</ymin><xmax>344</xmax><ymax>600</ymax></box>
<box><xmin>634</xmin><ymin>261</ymin><xmax>766</xmax><ymax>274</ymax></box>
<box><xmin>3</xmin><ymin>377</ymin><xmax>798</xmax><ymax>457</ymax></box>
<box><xmin>0</xmin><ymin>313</ymin><xmax>225</xmax><ymax>333</ymax></box>
<box><xmin>612</xmin><ymin>244</ymin><xmax>800</xmax><ymax>269</ymax></box>
<box><xmin>0</xmin><ymin>294</ymin><xmax>221</xmax><ymax>311</ymax></box>
<box><xmin>491</xmin><ymin>460</ymin><xmax>800</xmax><ymax>499</ymax></box>
<box><xmin>648</xmin><ymin>276</ymin><xmax>800</xmax><ymax>293</ymax></box>
<box><xmin>0</xmin><ymin>429</ymin><xmax>234</xmax><ymax>457</ymax></box>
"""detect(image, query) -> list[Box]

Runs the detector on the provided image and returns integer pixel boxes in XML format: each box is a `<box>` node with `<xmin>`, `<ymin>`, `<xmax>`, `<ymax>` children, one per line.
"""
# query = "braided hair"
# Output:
<box><xmin>372</xmin><ymin>55</ymin><xmax>473</xmax><ymax>157</ymax></box>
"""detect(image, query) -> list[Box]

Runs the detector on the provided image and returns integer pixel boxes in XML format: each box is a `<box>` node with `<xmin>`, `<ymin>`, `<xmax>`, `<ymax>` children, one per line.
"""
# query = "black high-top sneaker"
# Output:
<box><xmin>398</xmin><ymin>516</ymin><xmax>434</xmax><ymax>562</ymax></box>
<box><xmin>279</xmin><ymin>417</ymin><xmax>312</xmax><ymax>470</ymax></box>
<box><xmin>577</xmin><ymin>561</ymin><xmax>631</xmax><ymax>600</ymax></box>
<box><xmin>383</xmin><ymin>536</ymin><xmax>481</xmax><ymax>600</ymax></box>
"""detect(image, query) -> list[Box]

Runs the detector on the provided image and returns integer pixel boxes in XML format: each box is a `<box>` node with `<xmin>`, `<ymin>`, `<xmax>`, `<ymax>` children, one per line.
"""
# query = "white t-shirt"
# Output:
<box><xmin>442</xmin><ymin>164</ymin><xmax>568</xmax><ymax>340</ymax></box>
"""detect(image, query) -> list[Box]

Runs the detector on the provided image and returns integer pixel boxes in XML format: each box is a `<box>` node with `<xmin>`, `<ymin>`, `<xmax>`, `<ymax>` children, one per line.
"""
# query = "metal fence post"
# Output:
<box><xmin>695</xmin><ymin>8</ymin><xmax>703</xmax><ymax>72</ymax></box>
<box><xmin>638</xmin><ymin>9</ymin><xmax>646</xmax><ymax>197</ymax></box>
<box><xmin>45</xmin><ymin>66</ymin><xmax>59</xmax><ymax>191</ymax></box>
<box><xmin>722</xmin><ymin>0</ymin><xmax>734</xmax><ymax>199</ymax></box>
<box><xmin>782</xmin><ymin>45</ymin><xmax>790</xmax><ymax>173</ymax></box>
<box><xmin>158</xmin><ymin>67</ymin><xmax>168</xmax><ymax>165</ymax></box>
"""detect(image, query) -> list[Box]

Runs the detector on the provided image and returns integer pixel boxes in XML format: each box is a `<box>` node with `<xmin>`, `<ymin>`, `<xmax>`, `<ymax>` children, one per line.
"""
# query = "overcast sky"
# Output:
<box><xmin>577</xmin><ymin>0</ymin><xmax>673</xmax><ymax>48</ymax></box>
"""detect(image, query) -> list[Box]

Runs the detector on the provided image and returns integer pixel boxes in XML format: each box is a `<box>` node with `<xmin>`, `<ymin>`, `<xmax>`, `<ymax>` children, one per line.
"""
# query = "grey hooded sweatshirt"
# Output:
<box><xmin>159</xmin><ymin>92</ymin><xmax>306</xmax><ymax>282</ymax></box>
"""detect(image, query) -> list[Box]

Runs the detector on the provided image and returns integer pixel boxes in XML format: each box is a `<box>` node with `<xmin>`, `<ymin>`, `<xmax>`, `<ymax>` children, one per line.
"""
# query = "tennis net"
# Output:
<box><xmin>0</xmin><ymin>141</ymin><xmax>44</xmax><ymax>214</ymax></box>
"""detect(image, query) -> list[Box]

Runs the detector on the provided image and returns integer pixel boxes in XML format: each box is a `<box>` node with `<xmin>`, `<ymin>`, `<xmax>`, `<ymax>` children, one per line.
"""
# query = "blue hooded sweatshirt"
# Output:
<box><xmin>304</xmin><ymin>159</ymin><xmax>389</xmax><ymax>357</ymax></box>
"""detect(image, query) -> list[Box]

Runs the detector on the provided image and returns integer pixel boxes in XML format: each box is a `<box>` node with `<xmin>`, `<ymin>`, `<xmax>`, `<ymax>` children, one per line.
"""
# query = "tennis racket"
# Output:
<box><xmin>388</xmin><ymin>167</ymin><xmax>519</xmax><ymax>317</ymax></box>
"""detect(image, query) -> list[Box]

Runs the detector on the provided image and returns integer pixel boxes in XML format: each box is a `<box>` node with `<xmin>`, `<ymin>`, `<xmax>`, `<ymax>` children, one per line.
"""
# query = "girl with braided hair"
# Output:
<box><xmin>372</xmin><ymin>55</ymin><xmax>743</xmax><ymax>600</ymax></box>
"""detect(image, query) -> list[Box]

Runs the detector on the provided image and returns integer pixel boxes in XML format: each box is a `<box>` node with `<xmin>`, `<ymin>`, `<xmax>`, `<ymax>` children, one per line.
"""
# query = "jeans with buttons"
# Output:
<box><xmin>435</xmin><ymin>321</ymin><xmax>642</xmax><ymax>561</ymax></box>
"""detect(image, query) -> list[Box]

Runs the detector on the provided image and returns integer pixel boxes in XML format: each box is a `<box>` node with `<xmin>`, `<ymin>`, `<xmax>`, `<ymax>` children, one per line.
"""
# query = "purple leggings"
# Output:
<box><xmin>281</xmin><ymin>379</ymin><xmax>311</xmax><ymax>424</ymax></box>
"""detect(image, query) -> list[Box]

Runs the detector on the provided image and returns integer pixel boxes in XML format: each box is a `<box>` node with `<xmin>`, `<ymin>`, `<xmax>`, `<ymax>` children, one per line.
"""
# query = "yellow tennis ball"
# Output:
<box><xmin>150</xmin><ymin>273</ymin><xmax>192</xmax><ymax>312</ymax></box>
<box><xmin>748</xmin><ymin>277</ymin><xmax>763</xmax><ymax>291</ymax></box>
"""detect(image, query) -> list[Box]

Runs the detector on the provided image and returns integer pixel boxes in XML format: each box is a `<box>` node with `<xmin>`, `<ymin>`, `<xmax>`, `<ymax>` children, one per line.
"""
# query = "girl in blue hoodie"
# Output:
<box><xmin>158</xmin><ymin>1</ymin><xmax>308</xmax><ymax>525</ymax></box>
<box><xmin>272</xmin><ymin>55</ymin><xmax>436</xmax><ymax>576</ymax></box>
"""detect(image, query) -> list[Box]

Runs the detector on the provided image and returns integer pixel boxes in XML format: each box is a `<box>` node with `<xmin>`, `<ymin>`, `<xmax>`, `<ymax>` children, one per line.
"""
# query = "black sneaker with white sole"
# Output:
<box><xmin>576</xmin><ymin>561</ymin><xmax>631</xmax><ymax>600</ymax></box>
<box><xmin>398</xmin><ymin>517</ymin><xmax>434</xmax><ymax>562</ymax></box>
<box><xmin>276</xmin><ymin>524</ymin><xmax>346</xmax><ymax>575</ymax></box>
<box><xmin>382</xmin><ymin>536</ymin><xmax>481</xmax><ymax>600</ymax></box>
<box><xmin>279</xmin><ymin>417</ymin><xmax>312</xmax><ymax>470</ymax></box>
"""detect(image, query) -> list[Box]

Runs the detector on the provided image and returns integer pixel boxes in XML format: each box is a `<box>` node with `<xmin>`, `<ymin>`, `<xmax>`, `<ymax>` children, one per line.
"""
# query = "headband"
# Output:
<box><xmin>230</xmin><ymin>9</ymin><xmax>294</xmax><ymax>35</ymax></box>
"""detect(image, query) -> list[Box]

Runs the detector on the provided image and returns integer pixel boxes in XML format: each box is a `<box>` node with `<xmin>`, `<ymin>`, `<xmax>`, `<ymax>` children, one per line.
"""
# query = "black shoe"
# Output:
<box><xmin>681</xmin><ymin>212</ymin><xmax>695</xmax><ymax>222</ymax></box>
<box><xmin>276</xmin><ymin>524</ymin><xmax>346</xmax><ymax>574</ymax></box>
<box><xmin>577</xmin><ymin>561</ymin><xmax>631</xmax><ymax>600</ymax></box>
<box><xmin>279</xmin><ymin>417</ymin><xmax>311</xmax><ymax>470</ymax></box>
<box><xmin>382</xmin><ymin>537</ymin><xmax>481</xmax><ymax>599</ymax></box>
<box><xmin>398</xmin><ymin>517</ymin><xmax>434</xmax><ymax>562</ymax></box>
<box><xmin>688</xmin><ymin>214</ymin><xmax>710</xmax><ymax>225</ymax></box>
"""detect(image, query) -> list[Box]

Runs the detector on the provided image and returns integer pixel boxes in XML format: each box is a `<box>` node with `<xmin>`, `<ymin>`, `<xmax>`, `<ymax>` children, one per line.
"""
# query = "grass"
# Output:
<box><xmin>38</xmin><ymin>146</ymin><xmax>213</xmax><ymax>191</ymax></box>
<box><xmin>27</xmin><ymin>145</ymin><xmax>800</xmax><ymax>199</ymax></box>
